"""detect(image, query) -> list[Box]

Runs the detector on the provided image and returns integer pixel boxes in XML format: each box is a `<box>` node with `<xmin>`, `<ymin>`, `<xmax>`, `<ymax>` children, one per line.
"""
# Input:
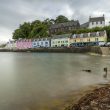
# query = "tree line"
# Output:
<box><xmin>13</xmin><ymin>15</ymin><xmax>70</xmax><ymax>39</ymax></box>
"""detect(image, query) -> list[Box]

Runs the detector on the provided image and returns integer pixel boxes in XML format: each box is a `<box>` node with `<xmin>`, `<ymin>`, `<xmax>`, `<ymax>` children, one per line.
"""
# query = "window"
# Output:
<box><xmin>95</xmin><ymin>38</ymin><xmax>98</xmax><ymax>41</ymax></box>
<box><xmin>33</xmin><ymin>43</ymin><xmax>36</xmax><ymax>45</ymax></box>
<box><xmin>41</xmin><ymin>42</ymin><xmax>43</xmax><ymax>45</ymax></box>
<box><xmin>45</xmin><ymin>42</ymin><xmax>48</xmax><ymax>44</ymax></box>
<box><xmin>100</xmin><ymin>21</ymin><xmax>102</xmax><ymax>24</ymax></box>
<box><xmin>74</xmin><ymin>40</ymin><xmax>76</xmax><ymax>42</ymax></box>
<box><xmin>96</xmin><ymin>21</ymin><xmax>98</xmax><ymax>24</ymax></box>
<box><xmin>87</xmin><ymin>39</ymin><xmax>90</xmax><ymax>42</ymax></box>
<box><xmin>58</xmin><ymin>41</ymin><xmax>60</xmax><ymax>43</ymax></box>
<box><xmin>65</xmin><ymin>41</ymin><xmax>68</xmax><ymax>43</ymax></box>
<box><xmin>92</xmin><ymin>22</ymin><xmax>94</xmax><ymax>25</ymax></box>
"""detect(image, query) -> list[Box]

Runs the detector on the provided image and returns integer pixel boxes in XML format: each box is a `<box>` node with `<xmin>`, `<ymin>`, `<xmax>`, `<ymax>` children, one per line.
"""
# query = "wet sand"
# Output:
<box><xmin>34</xmin><ymin>83</ymin><xmax>110</xmax><ymax>110</ymax></box>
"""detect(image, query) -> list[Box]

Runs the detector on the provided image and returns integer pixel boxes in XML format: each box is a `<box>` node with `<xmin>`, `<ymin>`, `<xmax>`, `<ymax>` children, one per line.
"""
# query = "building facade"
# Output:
<box><xmin>5</xmin><ymin>40</ymin><xmax>17</xmax><ymax>49</ymax></box>
<box><xmin>70</xmin><ymin>30</ymin><xmax>107</xmax><ymax>47</ymax></box>
<box><xmin>89</xmin><ymin>15</ymin><xmax>105</xmax><ymax>28</ymax></box>
<box><xmin>81</xmin><ymin>15</ymin><xmax>105</xmax><ymax>29</ymax></box>
<box><xmin>16</xmin><ymin>39</ymin><xmax>32</xmax><ymax>49</ymax></box>
<box><xmin>49</xmin><ymin>20</ymin><xmax>80</xmax><ymax>35</ymax></box>
<box><xmin>32</xmin><ymin>38</ymin><xmax>51</xmax><ymax>48</ymax></box>
<box><xmin>51</xmin><ymin>34</ymin><xmax>71</xmax><ymax>47</ymax></box>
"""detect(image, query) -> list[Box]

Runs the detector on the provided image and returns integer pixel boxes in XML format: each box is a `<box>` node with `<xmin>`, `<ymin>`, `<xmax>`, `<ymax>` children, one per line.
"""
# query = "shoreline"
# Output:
<box><xmin>34</xmin><ymin>83</ymin><xmax>110</xmax><ymax>110</ymax></box>
<box><xmin>0</xmin><ymin>46</ymin><xmax>110</xmax><ymax>55</ymax></box>
<box><xmin>1</xmin><ymin>46</ymin><xmax>110</xmax><ymax>56</ymax></box>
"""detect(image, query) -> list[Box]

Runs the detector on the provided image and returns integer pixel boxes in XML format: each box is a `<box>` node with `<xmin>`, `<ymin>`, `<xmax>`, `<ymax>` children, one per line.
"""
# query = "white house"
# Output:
<box><xmin>32</xmin><ymin>38</ymin><xmax>51</xmax><ymax>48</ymax></box>
<box><xmin>5</xmin><ymin>40</ymin><xmax>17</xmax><ymax>49</ymax></box>
<box><xmin>89</xmin><ymin>15</ymin><xmax>105</xmax><ymax>28</ymax></box>
<box><xmin>81</xmin><ymin>15</ymin><xmax>105</xmax><ymax>29</ymax></box>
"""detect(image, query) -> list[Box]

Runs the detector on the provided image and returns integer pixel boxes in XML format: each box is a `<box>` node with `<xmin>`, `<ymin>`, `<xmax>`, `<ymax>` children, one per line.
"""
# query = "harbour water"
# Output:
<box><xmin>0</xmin><ymin>52</ymin><xmax>110</xmax><ymax>110</ymax></box>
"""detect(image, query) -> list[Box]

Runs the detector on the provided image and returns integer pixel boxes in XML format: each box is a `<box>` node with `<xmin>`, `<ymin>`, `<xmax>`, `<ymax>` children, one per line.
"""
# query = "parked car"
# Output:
<box><xmin>98</xmin><ymin>42</ymin><xmax>106</xmax><ymax>47</ymax></box>
<box><xmin>105</xmin><ymin>42</ymin><xmax>110</xmax><ymax>47</ymax></box>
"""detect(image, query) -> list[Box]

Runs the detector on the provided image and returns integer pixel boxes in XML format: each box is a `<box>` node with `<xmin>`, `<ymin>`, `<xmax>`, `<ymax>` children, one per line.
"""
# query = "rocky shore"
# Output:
<box><xmin>65</xmin><ymin>84</ymin><xmax>110</xmax><ymax>110</ymax></box>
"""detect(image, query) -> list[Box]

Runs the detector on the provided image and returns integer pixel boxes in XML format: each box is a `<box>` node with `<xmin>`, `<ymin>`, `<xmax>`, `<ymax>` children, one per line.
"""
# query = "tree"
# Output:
<box><xmin>13</xmin><ymin>22</ymin><xmax>31</xmax><ymax>39</ymax></box>
<box><xmin>29</xmin><ymin>23</ymin><xmax>48</xmax><ymax>38</ymax></box>
<box><xmin>55</xmin><ymin>15</ymin><xmax>69</xmax><ymax>23</ymax></box>
<box><xmin>13</xmin><ymin>29</ymin><xmax>23</xmax><ymax>39</ymax></box>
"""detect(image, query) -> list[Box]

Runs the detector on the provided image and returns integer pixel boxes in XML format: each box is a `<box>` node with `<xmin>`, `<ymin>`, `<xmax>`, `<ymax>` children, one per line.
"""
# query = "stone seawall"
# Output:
<box><xmin>90</xmin><ymin>47</ymin><xmax>110</xmax><ymax>55</ymax></box>
<box><xmin>1</xmin><ymin>47</ymin><xmax>110</xmax><ymax>55</ymax></box>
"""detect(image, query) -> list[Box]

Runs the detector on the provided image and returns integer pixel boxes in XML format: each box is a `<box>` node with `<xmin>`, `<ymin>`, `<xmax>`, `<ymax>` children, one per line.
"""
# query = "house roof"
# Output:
<box><xmin>80</xmin><ymin>22</ymin><xmax>89</xmax><ymax>28</ymax></box>
<box><xmin>50</xmin><ymin>20</ymin><xmax>80</xmax><ymax>29</ymax></box>
<box><xmin>71</xmin><ymin>31</ymin><xmax>106</xmax><ymax>38</ymax></box>
<box><xmin>52</xmin><ymin>34</ymin><xmax>72</xmax><ymax>39</ymax></box>
<box><xmin>89</xmin><ymin>16</ymin><xmax>105</xmax><ymax>22</ymax></box>
<box><xmin>32</xmin><ymin>37</ymin><xmax>51</xmax><ymax>41</ymax></box>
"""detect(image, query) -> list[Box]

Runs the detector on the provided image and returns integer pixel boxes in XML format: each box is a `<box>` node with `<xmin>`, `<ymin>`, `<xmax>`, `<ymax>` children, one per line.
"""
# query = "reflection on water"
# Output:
<box><xmin>0</xmin><ymin>52</ymin><xmax>110</xmax><ymax>110</ymax></box>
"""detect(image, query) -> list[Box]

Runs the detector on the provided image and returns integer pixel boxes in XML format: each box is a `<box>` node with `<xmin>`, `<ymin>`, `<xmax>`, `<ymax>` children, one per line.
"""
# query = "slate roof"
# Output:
<box><xmin>89</xmin><ymin>16</ymin><xmax>105</xmax><ymax>22</ymax></box>
<box><xmin>80</xmin><ymin>22</ymin><xmax>89</xmax><ymax>28</ymax></box>
<box><xmin>52</xmin><ymin>34</ymin><xmax>72</xmax><ymax>39</ymax></box>
<box><xmin>32</xmin><ymin>37</ymin><xmax>51</xmax><ymax>42</ymax></box>
<box><xmin>71</xmin><ymin>31</ymin><xmax>106</xmax><ymax>38</ymax></box>
<box><xmin>50</xmin><ymin>20</ymin><xmax>80</xmax><ymax>29</ymax></box>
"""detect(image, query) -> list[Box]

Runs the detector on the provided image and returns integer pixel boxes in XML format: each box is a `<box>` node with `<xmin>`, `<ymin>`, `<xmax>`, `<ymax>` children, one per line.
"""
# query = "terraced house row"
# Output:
<box><xmin>6</xmin><ymin>30</ymin><xmax>107</xmax><ymax>49</ymax></box>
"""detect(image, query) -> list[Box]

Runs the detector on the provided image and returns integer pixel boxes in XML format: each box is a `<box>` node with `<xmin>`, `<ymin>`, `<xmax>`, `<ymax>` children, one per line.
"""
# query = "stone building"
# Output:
<box><xmin>49</xmin><ymin>20</ymin><xmax>80</xmax><ymax>35</ymax></box>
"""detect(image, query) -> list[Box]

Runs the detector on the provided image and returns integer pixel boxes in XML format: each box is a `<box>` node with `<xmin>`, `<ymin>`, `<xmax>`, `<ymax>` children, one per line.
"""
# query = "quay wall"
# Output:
<box><xmin>1</xmin><ymin>47</ymin><xmax>110</xmax><ymax>55</ymax></box>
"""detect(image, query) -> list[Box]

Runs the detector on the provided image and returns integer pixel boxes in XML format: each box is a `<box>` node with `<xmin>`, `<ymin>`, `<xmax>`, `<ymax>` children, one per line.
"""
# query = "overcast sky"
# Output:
<box><xmin>0</xmin><ymin>0</ymin><xmax>110</xmax><ymax>41</ymax></box>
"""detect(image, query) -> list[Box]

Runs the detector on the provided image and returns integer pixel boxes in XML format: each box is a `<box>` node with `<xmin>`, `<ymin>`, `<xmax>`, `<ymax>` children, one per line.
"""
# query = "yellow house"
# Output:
<box><xmin>51</xmin><ymin>34</ymin><xmax>71</xmax><ymax>47</ymax></box>
<box><xmin>70</xmin><ymin>30</ymin><xmax>107</xmax><ymax>46</ymax></box>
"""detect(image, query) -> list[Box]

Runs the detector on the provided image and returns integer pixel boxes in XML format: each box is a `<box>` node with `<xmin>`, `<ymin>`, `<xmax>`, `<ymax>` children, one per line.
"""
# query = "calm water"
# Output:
<box><xmin>0</xmin><ymin>52</ymin><xmax>110</xmax><ymax>110</ymax></box>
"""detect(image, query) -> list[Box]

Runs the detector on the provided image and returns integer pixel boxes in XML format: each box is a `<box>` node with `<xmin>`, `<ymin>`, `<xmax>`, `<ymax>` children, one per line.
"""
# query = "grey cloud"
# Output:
<box><xmin>0</xmin><ymin>0</ymin><xmax>110</xmax><ymax>41</ymax></box>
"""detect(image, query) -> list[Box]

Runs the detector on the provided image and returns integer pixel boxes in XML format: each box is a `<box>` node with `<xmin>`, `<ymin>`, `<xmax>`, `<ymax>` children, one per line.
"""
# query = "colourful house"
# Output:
<box><xmin>70</xmin><ymin>30</ymin><xmax>107</xmax><ymax>47</ymax></box>
<box><xmin>32</xmin><ymin>38</ymin><xmax>51</xmax><ymax>48</ymax></box>
<box><xmin>51</xmin><ymin>34</ymin><xmax>71</xmax><ymax>47</ymax></box>
<box><xmin>16</xmin><ymin>39</ymin><xmax>32</xmax><ymax>49</ymax></box>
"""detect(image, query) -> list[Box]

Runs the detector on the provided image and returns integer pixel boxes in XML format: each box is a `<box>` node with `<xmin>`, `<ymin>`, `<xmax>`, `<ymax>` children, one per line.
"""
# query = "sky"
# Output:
<box><xmin>0</xmin><ymin>0</ymin><xmax>110</xmax><ymax>41</ymax></box>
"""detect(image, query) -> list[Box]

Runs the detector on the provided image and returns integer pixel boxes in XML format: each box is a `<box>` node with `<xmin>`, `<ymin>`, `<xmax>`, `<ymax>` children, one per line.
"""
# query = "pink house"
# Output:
<box><xmin>16</xmin><ymin>39</ymin><xmax>32</xmax><ymax>49</ymax></box>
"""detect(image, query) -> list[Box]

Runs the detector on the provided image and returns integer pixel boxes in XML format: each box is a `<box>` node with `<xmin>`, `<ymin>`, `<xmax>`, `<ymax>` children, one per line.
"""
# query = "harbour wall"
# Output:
<box><xmin>1</xmin><ymin>47</ymin><xmax>110</xmax><ymax>55</ymax></box>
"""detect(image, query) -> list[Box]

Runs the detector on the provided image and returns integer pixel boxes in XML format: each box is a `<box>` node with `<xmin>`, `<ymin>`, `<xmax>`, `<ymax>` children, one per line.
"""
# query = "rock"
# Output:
<box><xmin>65</xmin><ymin>86</ymin><xmax>110</xmax><ymax>110</ymax></box>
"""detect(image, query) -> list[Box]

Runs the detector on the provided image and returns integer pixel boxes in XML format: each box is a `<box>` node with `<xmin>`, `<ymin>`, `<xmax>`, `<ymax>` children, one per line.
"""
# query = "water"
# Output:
<box><xmin>0</xmin><ymin>52</ymin><xmax>110</xmax><ymax>110</ymax></box>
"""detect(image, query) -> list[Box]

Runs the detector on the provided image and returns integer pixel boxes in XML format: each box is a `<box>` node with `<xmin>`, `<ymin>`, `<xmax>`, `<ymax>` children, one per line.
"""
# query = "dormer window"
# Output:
<box><xmin>96</xmin><ymin>32</ymin><xmax>99</xmax><ymax>36</ymax></box>
<box><xmin>80</xmin><ymin>34</ymin><xmax>83</xmax><ymax>38</ymax></box>
<box><xmin>73</xmin><ymin>34</ymin><xmax>76</xmax><ymax>38</ymax></box>
<box><xmin>88</xmin><ymin>33</ymin><xmax>90</xmax><ymax>37</ymax></box>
